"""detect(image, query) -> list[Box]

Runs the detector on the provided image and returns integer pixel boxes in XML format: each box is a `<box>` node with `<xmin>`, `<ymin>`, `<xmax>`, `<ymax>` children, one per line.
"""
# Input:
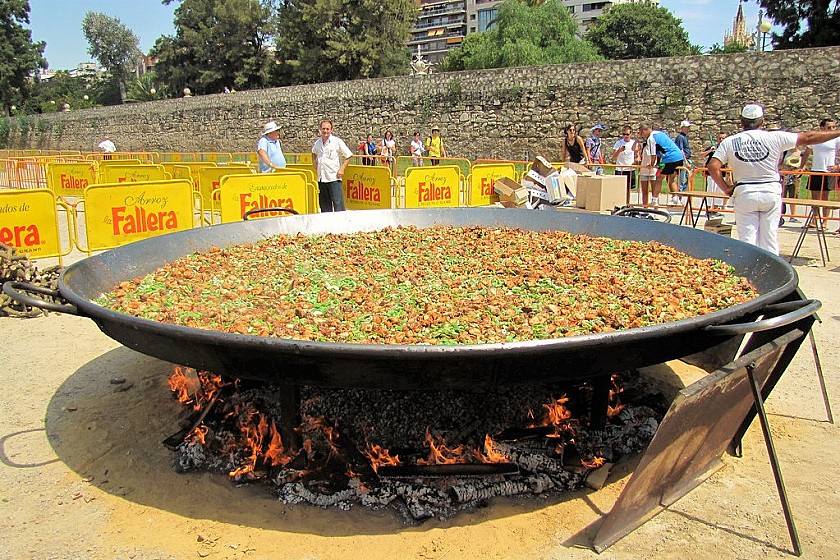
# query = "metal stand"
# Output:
<box><xmin>809</xmin><ymin>330</ymin><xmax>834</xmax><ymax>424</ymax></box>
<box><xmin>745</xmin><ymin>362</ymin><xmax>801</xmax><ymax>555</ymax></box>
<box><xmin>592</xmin><ymin>302</ymin><xmax>816</xmax><ymax>555</ymax></box>
<box><xmin>789</xmin><ymin>209</ymin><xmax>830</xmax><ymax>266</ymax></box>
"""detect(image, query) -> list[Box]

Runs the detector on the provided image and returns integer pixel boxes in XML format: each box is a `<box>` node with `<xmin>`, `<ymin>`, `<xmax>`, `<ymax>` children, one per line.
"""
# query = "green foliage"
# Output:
<box><xmin>441</xmin><ymin>0</ymin><xmax>600</xmax><ymax>71</ymax></box>
<box><xmin>126</xmin><ymin>72</ymin><xmax>169</xmax><ymax>102</ymax></box>
<box><xmin>758</xmin><ymin>0</ymin><xmax>840</xmax><ymax>48</ymax></box>
<box><xmin>0</xmin><ymin>118</ymin><xmax>13</xmax><ymax>148</ymax></box>
<box><xmin>272</xmin><ymin>0</ymin><xmax>418</xmax><ymax>85</ymax></box>
<box><xmin>0</xmin><ymin>0</ymin><xmax>47</xmax><ymax>114</ymax></box>
<box><xmin>153</xmin><ymin>0</ymin><xmax>274</xmax><ymax>95</ymax></box>
<box><xmin>82</xmin><ymin>12</ymin><xmax>141</xmax><ymax>102</ymax></box>
<box><xmin>585</xmin><ymin>3</ymin><xmax>693</xmax><ymax>60</ymax></box>
<box><xmin>708</xmin><ymin>42</ymin><xmax>750</xmax><ymax>54</ymax></box>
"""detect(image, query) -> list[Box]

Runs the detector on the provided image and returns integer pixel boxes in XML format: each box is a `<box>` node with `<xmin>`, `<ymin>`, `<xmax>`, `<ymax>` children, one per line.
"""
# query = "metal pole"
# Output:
<box><xmin>746</xmin><ymin>362</ymin><xmax>802</xmax><ymax>556</ymax></box>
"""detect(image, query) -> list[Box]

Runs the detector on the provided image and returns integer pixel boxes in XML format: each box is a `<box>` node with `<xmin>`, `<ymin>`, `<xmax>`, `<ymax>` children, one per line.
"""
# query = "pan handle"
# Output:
<box><xmin>242</xmin><ymin>207</ymin><xmax>299</xmax><ymax>221</ymax></box>
<box><xmin>703</xmin><ymin>299</ymin><xmax>821</xmax><ymax>335</ymax></box>
<box><xmin>2</xmin><ymin>281</ymin><xmax>80</xmax><ymax>315</ymax></box>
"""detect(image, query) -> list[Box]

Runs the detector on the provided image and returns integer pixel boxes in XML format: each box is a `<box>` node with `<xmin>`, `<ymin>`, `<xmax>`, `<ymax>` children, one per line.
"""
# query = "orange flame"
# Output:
<box><xmin>582</xmin><ymin>456</ymin><xmax>607</xmax><ymax>469</ymax></box>
<box><xmin>480</xmin><ymin>435</ymin><xmax>509</xmax><ymax>464</ymax></box>
<box><xmin>228</xmin><ymin>406</ymin><xmax>293</xmax><ymax>479</ymax></box>
<box><xmin>186</xmin><ymin>424</ymin><xmax>208</xmax><ymax>446</ymax></box>
<box><xmin>417</xmin><ymin>430</ymin><xmax>473</xmax><ymax>465</ymax></box>
<box><xmin>608</xmin><ymin>374</ymin><xmax>625</xmax><ymax>417</ymax></box>
<box><xmin>363</xmin><ymin>443</ymin><xmax>402</xmax><ymax>473</ymax></box>
<box><xmin>167</xmin><ymin>367</ymin><xmax>223</xmax><ymax>411</ymax></box>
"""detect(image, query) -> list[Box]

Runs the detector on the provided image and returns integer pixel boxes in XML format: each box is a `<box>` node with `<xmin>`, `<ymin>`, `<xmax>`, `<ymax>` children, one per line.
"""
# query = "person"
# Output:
<box><xmin>361</xmin><ymin>134</ymin><xmax>377</xmax><ymax>166</ymax></box>
<box><xmin>312</xmin><ymin>119</ymin><xmax>353</xmax><ymax>212</ymax></box>
<box><xmin>612</xmin><ymin>125</ymin><xmax>639</xmax><ymax>193</ymax></box>
<box><xmin>257</xmin><ymin>121</ymin><xmax>286</xmax><ymax>173</ymax></box>
<box><xmin>800</xmin><ymin>118</ymin><xmax>840</xmax><ymax>232</ymax></box>
<box><xmin>97</xmin><ymin>137</ymin><xmax>116</xmax><ymax>160</ymax></box>
<box><xmin>638</xmin><ymin>128</ymin><xmax>658</xmax><ymax>206</ymax></box>
<box><xmin>638</xmin><ymin>123</ymin><xmax>685</xmax><ymax>206</ymax></box>
<box><xmin>426</xmin><ymin>126</ymin><xmax>447</xmax><ymax>165</ymax></box>
<box><xmin>584</xmin><ymin>124</ymin><xmax>605</xmax><ymax>175</ymax></box>
<box><xmin>779</xmin><ymin>147</ymin><xmax>803</xmax><ymax>224</ymax></box>
<box><xmin>699</xmin><ymin>131</ymin><xmax>729</xmax><ymax>215</ymax></box>
<box><xmin>380</xmin><ymin>130</ymin><xmax>396</xmax><ymax>173</ymax></box>
<box><xmin>674</xmin><ymin>120</ymin><xmax>693</xmax><ymax>192</ymax></box>
<box><xmin>707</xmin><ymin>104</ymin><xmax>840</xmax><ymax>255</ymax></box>
<box><xmin>560</xmin><ymin>123</ymin><xmax>586</xmax><ymax>164</ymax></box>
<box><xmin>410</xmin><ymin>131</ymin><xmax>425</xmax><ymax>167</ymax></box>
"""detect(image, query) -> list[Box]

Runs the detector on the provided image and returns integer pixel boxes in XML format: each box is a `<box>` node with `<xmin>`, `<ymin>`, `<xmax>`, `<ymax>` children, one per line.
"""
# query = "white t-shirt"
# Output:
<box><xmin>312</xmin><ymin>135</ymin><xmax>353</xmax><ymax>182</ymax></box>
<box><xmin>640</xmin><ymin>136</ymin><xmax>656</xmax><ymax>170</ymax></box>
<box><xmin>810</xmin><ymin>137</ymin><xmax>840</xmax><ymax>172</ymax></box>
<box><xmin>613</xmin><ymin>138</ymin><xmax>636</xmax><ymax>171</ymax></box>
<box><xmin>411</xmin><ymin>138</ymin><xmax>424</xmax><ymax>157</ymax></box>
<box><xmin>712</xmin><ymin>130</ymin><xmax>798</xmax><ymax>193</ymax></box>
<box><xmin>98</xmin><ymin>139</ymin><xmax>116</xmax><ymax>153</ymax></box>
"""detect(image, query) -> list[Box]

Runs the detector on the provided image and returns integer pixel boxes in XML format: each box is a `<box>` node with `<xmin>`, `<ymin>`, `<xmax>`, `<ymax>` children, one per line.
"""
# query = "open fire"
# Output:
<box><xmin>166</xmin><ymin>366</ymin><xmax>660</xmax><ymax>521</ymax></box>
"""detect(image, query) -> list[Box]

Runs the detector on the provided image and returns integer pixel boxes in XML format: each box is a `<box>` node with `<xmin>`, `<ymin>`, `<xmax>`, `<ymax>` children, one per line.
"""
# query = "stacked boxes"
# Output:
<box><xmin>525</xmin><ymin>157</ymin><xmax>567</xmax><ymax>204</ymax></box>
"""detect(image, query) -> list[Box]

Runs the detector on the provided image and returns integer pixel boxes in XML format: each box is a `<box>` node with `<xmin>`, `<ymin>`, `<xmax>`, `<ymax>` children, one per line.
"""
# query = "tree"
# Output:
<box><xmin>0</xmin><ymin>0</ymin><xmax>46</xmax><ymax>115</ymax></box>
<box><xmin>82</xmin><ymin>12</ymin><xmax>141</xmax><ymax>102</ymax></box>
<box><xmin>585</xmin><ymin>3</ymin><xmax>694</xmax><ymax>60</ymax></box>
<box><xmin>757</xmin><ymin>0</ymin><xmax>840</xmax><ymax>48</ymax></box>
<box><xmin>708</xmin><ymin>42</ymin><xmax>749</xmax><ymax>54</ymax></box>
<box><xmin>272</xmin><ymin>0</ymin><xmax>418</xmax><ymax>85</ymax></box>
<box><xmin>152</xmin><ymin>0</ymin><xmax>274</xmax><ymax>96</ymax></box>
<box><xmin>441</xmin><ymin>0</ymin><xmax>600</xmax><ymax>72</ymax></box>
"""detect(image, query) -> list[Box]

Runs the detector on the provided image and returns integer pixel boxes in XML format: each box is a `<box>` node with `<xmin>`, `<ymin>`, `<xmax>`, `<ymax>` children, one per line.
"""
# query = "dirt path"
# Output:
<box><xmin>1</xmin><ymin>224</ymin><xmax>839</xmax><ymax>559</ymax></box>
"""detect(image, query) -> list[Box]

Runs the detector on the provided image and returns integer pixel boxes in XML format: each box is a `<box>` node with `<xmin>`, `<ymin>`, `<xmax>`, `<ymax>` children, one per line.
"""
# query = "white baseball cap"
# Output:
<box><xmin>680</xmin><ymin>120</ymin><xmax>691</xmax><ymax>128</ymax></box>
<box><xmin>741</xmin><ymin>104</ymin><xmax>764</xmax><ymax>119</ymax></box>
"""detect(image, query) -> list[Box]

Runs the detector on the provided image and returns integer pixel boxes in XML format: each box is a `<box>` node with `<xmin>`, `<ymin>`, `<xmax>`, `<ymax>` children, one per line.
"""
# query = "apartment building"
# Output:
<box><xmin>412</xmin><ymin>0</ymin><xmax>659</xmax><ymax>63</ymax></box>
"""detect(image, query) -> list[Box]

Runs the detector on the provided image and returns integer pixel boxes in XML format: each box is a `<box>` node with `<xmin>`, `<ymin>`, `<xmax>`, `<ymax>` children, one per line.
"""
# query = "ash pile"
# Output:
<box><xmin>0</xmin><ymin>243</ymin><xmax>62</xmax><ymax>317</ymax></box>
<box><xmin>167</xmin><ymin>369</ymin><xmax>663</xmax><ymax>522</ymax></box>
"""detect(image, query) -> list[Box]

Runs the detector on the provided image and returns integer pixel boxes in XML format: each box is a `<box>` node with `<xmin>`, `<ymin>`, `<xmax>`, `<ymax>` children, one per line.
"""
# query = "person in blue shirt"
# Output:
<box><xmin>257</xmin><ymin>121</ymin><xmax>287</xmax><ymax>173</ymax></box>
<box><xmin>638</xmin><ymin>123</ymin><xmax>685</xmax><ymax>206</ymax></box>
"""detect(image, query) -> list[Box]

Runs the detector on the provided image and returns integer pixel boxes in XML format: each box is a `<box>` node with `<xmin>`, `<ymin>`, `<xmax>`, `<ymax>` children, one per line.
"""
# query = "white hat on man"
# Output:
<box><xmin>262</xmin><ymin>121</ymin><xmax>281</xmax><ymax>135</ymax></box>
<box><xmin>741</xmin><ymin>104</ymin><xmax>764</xmax><ymax>120</ymax></box>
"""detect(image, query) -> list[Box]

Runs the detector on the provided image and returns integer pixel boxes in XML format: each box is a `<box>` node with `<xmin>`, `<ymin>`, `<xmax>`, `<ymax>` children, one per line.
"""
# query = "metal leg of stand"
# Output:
<box><xmin>816</xmin><ymin>216</ymin><xmax>830</xmax><ymax>265</ymax></box>
<box><xmin>788</xmin><ymin>210</ymin><xmax>812</xmax><ymax>264</ymax></box>
<box><xmin>809</xmin><ymin>330</ymin><xmax>834</xmax><ymax>424</ymax></box>
<box><xmin>746</xmin><ymin>363</ymin><xmax>802</xmax><ymax>556</ymax></box>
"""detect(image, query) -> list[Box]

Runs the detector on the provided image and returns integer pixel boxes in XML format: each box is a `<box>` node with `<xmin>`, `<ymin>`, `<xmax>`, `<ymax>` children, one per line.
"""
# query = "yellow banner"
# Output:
<box><xmin>98</xmin><ymin>164</ymin><xmax>166</xmax><ymax>184</ymax></box>
<box><xmin>46</xmin><ymin>162</ymin><xmax>97</xmax><ymax>198</ymax></box>
<box><xmin>343</xmin><ymin>164</ymin><xmax>392</xmax><ymax>210</ymax></box>
<box><xmin>403</xmin><ymin>165</ymin><xmax>461</xmax><ymax>208</ymax></box>
<box><xmin>0</xmin><ymin>189</ymin><xmax>61</xmax><ymax>258</ymax></box>
<box><xmin>197</xmin><ymin>166</ymin><xmax>254</xmax><ymax>206</ymax></box>
<box><xmin>83</xmin><ymin>180</ymin><xmax>195</xmax><ymax>251</ymax></box>
<box><xmin>218</xmin><ymin>172</ymin><xmax>311</xmax><ymax>223</ymax></box>
<box><xmin>468</xmin><ymin>163</ymin><xmax>515</xmax><ymax>206</ymax></box>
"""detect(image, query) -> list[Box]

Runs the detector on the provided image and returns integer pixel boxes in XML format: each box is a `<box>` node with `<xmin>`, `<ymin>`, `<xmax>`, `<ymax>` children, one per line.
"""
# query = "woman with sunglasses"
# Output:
<box><xmin>561</xmin><ymin>123</ymin><xmax>586</xmax><ymax>164</ymax></box>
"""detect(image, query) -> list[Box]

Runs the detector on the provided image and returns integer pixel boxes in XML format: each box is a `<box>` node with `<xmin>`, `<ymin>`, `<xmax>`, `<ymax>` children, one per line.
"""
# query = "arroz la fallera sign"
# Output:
<box><xmin>82</xmin><ymin>180</ymin><xmax>195</xmax><ymax>251</ymax></box>
<box><xmin>403</xmin><ymin>165</ymin><xmax>461</xmax><ymax>208</ymax></box>
<box><xmin>46</xmin><ymin>162</ymin><xmax>97</xmax><ymax>198</ymax></box>
<box><xmin>468</xmin><ymin>163</ymin><xmax>515</xmax><ymax>206</ymax></box>
<box><xmin>0</xmin><ymin>189</ymin><xmax>62</xmax><ymax>257</ymax></box>
<box><xmin>343</xmin><ymin>164</ymin><xmax>392</xmax><ymax>210</ymax></box>
<box><xmin>218</xmin><ymin>172</ymin><xmax>311</xmax><ymax>223</ymax></box>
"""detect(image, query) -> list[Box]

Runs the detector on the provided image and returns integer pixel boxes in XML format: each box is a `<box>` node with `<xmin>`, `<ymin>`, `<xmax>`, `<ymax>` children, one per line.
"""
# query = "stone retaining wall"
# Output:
<box><xmin>11</xmin><ymin>46</ymin><xmax>840</xmax><ymax>161</ymax></box>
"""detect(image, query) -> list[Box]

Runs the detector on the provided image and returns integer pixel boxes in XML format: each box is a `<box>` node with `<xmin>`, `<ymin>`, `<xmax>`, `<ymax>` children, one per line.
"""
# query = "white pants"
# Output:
<box><xmin>733</xmin><ymin>190</ymin><xmax>782</xmax><ymax>255</ymax></box>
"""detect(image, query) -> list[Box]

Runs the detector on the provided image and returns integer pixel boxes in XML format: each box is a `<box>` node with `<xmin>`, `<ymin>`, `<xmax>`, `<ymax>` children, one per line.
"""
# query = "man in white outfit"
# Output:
<box><xmin>708</xmin><ymin>104</ymin><xmax>840</xmax><ymax>255</ymax></box>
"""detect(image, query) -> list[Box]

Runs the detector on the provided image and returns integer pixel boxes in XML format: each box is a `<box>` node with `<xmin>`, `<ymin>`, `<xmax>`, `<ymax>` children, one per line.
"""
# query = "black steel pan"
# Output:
<box><xmin>4</xmin><ymin>208</ymin><xmax>813</xmax><ymax>389</ymax></box>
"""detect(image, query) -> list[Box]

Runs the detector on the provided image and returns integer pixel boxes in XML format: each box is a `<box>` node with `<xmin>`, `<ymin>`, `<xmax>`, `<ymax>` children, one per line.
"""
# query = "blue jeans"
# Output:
<box><xmin>679</xmin><ymin>169</ymin><xmax>688</xmax><ymax>191</ymax></box>
<box><xmin>318</xmin><ymin>180</ymin><xmax>346</xmax><ymax>212</ymax></box>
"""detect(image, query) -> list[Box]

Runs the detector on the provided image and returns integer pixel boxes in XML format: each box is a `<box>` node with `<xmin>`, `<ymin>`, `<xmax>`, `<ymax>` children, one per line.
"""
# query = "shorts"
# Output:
<box><xmin>661</xmin><ymin>160</ymin><xmax>684</xmax><ymax>175</ymax></box>
<box><xmin>808</xmin><ymin>173</ymin><xmax>837</xmax><ymax>192</ymax></box>
<box><xmin>640</xmin><ymin>168</ymin><xmax>657</xmax><ymax>181</ymax></box>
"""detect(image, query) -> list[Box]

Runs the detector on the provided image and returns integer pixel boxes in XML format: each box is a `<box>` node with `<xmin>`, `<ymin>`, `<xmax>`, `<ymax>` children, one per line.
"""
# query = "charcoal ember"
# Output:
<box><xmin>489</xmin><ymin>440</ymin><xmax>582</xmax><ymax>485</ymax></box>
<box><xmin>278</xmin><ymin>482</ymin><xmax>357</xmax><ymax>508</ymax></box>
<box><xmin>577</xmin><ymin>406</ymin><xmax>660</xmax><ymax>461</ymax></box>
<box><xmin>450</xmin><ymin>474</ymin><xmax>555</xmax><ymax>503</ymax></box>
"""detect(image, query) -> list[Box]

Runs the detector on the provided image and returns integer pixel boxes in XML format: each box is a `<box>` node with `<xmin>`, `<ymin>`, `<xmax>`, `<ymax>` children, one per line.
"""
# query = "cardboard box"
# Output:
<box><xmin>580</xmin><ymin>175</ymin><xmax>626</xmax><ymax>212</ymax></box>
<box><xmin>704</xmin><ymin>223</ymin><xmax>732</xmax><ymax>236</ymax></box>
<box><xmin>493</xmin><ymin>177</ymin><xmax>528</xmax><ymax>205</ymax></box>
<box><xmin>531</xmin><ymin>156</ymin><xmax>557</xmax><ymax>178</ymax></box>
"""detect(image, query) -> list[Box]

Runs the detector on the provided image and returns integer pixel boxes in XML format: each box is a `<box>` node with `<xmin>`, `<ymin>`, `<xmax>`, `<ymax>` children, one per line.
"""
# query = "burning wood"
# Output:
<box><xmin>164</xmin><ymin>368</ymin><xmax>662</xmax><ymax>521</ymax></box>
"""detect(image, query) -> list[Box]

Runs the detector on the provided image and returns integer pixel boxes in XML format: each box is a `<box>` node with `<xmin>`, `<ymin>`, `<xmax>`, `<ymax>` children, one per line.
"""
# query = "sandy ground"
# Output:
<box><xmin>1</xmin><ymin>218</ymin><xmax>839</xmax><ymax>560</ymax></box>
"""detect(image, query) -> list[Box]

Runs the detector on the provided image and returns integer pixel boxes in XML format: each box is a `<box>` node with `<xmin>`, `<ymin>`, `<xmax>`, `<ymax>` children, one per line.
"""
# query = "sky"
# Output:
<box><xmin>26</xmin><ymin>0</ymin><xmax>776</xmax><ymax>71</ymax></box>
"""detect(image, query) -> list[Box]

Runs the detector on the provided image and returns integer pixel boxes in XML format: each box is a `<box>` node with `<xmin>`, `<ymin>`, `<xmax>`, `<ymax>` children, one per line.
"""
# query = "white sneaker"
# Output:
<box><xmin>669</xmin><ymin>196</ymin><xmax>680</xmax><ymax>206</ymax></box>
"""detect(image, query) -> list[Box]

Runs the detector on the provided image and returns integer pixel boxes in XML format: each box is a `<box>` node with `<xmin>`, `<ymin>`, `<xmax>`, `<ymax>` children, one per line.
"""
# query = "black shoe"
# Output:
<box><xmin>779</xmin><ymin>218</ymin><xmax>785</xmax><ymax>227</ymax></box>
